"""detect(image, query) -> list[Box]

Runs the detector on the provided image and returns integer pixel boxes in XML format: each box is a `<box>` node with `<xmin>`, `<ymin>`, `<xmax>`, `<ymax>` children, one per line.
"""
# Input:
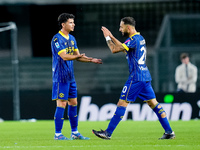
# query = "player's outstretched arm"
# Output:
<box><xmin>90</xmin><ymin>58</ymin><xmax>103</xmax><ymax>64</ymax></box>
<box><xmin>101</xmin><ymin>26</ymin><xmax>125</xmax><ymax>53</ymax></box>
<box><xmin>74</xmin><ymin>51</ymin><xmax>102</xmax><ymax>64</ymax></box>
<box><xmin>77</xmin><ymin>55</ymin><xmax>102</xmax><ymax>64</ymax></box>
<box><xmin>59</xmin><ymin>51</ymin><xmax>83</xmax><ymax>61</ymax></box>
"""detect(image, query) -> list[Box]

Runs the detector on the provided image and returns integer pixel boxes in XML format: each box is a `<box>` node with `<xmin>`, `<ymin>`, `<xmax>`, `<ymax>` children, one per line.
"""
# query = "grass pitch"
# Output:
<box><xmin>0</xmin><ymin>120</ymin><xmax>199</xmax><ymax>150</ymax></box>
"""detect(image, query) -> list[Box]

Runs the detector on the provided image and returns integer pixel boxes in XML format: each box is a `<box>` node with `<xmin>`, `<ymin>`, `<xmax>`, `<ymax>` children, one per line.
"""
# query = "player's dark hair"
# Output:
<box><xmin>58</xmin><ymin>13</ymin><xmax>75</xmax><ymax>29</ymax></box>
<box><xmin>180</xmin><ymin>53</ymin><xmax>189</xmax><ymax>60</ymax></box>
<box><xmin>121</xmin><ymin>17</ymin><xmax>136</xmax><ymax>27</ymax></box>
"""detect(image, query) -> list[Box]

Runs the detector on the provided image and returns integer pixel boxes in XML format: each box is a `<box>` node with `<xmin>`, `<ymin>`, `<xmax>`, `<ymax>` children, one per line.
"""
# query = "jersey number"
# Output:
<box><xmin>138</xmin><ymin>46</ymin><xmax>146</xmax><ymax>65</ymax></box>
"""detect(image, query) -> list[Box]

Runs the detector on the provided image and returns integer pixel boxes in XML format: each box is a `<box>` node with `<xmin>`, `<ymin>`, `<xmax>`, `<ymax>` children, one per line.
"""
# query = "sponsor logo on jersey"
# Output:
<box><xmin>139</xmin><ymin>66</ymin><xmax>148</xmax><ymax>70</ymax></box>
<box><xmin>71</xmin><ymin>40</ymin><xmax>74</xmax><ymax>45</ymax></box>
<box><xmin>140</xmin><ymin>40</ymin><xmax>145</xmax><ymax>45</ymax></box>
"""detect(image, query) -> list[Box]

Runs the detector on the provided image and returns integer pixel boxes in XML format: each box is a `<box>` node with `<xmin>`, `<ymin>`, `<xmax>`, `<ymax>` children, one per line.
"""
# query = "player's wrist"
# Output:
<box><xmin>105</xmin><ymin>36</ymin><xmax>111</xmax><ymax>41</ymax></box>
<box><xmin>76</xmin><ymin>55</ymin><xmax>81</xmax><ymax>60</ymax></box>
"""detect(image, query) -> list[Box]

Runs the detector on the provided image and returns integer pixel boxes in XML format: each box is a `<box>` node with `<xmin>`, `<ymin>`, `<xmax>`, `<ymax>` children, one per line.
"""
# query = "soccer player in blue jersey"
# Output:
<box><xmin>92</xmin><ymin>17</ymin><xmax>175</xmax><ymax>140</ymax></box>
<box><xmin>51</xmin><ymin>13</ymin><xmax>102</xmax><ymax>140</ymax></box>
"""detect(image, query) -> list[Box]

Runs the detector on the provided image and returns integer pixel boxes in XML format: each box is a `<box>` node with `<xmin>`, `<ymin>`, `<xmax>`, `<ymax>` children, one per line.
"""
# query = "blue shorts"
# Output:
<box><xmin>52</xmin><ymin>81</ymin><xmax>77</xmax><ymax>101</ymax></box>
<box><xmin>120</xmin><ymin>80</ymin><xmax>156</xmax><ymax>103</ymax></box>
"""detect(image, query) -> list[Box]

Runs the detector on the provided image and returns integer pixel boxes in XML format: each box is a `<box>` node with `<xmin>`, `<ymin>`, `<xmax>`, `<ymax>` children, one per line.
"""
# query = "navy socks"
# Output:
<box><xmin>153</xmin><ymin>103</ymin><xmax>172</xmax><ymax>133</ymax></box>
<box><xmin>54</xmin><ymin>105</ymin><xmax>78</xmax><ymax>134</ymax></box>
<box><xmin>106</xmin><ymin>106</ymin><xmax>126</xmax><ymax>136</ymax></box>
<box><xmin>54</xmin><ymin>107</ymin><xmax>65</xmax><ymax>133</ymax></box>
<box><xmin>68</xmin><ymin>105</ymin><xmax>78</xmax><ymax>132</ymax></box>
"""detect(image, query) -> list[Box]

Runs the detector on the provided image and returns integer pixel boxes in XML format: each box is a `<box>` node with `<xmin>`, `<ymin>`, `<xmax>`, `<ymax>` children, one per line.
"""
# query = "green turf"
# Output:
<box><xmin>0</xmin><ymin>120</ymin><xmax>199</xmax><ymax>150</ymax></box>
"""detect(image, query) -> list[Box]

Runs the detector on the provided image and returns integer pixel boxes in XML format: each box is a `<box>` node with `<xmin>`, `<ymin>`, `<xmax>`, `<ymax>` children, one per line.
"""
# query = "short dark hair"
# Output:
<box><xmin>121</xmin><ymin>17</ymin><xmax>136</xmax><ymax>27</ymax></box>
<box><xmin>58</xmin><ymin>13</ymin><xmax>75</xmax><ymax>29</ymax></box>
<box><xmin>180</xmin><ymin>53</ymin><xmax>189</xmax><ymax>60</ymax></box>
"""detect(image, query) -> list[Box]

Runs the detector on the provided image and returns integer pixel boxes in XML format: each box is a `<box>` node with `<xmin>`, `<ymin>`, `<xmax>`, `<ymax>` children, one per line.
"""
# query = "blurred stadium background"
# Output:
<box><xmin>0</xmin><ymin>0</ymin><xmax>200</xmax><ymax>120</ymax></box>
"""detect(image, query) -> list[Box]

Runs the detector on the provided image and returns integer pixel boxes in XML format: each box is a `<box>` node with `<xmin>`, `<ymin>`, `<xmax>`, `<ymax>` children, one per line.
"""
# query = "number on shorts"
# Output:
<box><xmin>122</xmin><ymin>86</ymin><xmax>127</xmax><ymax>93</ymax></box>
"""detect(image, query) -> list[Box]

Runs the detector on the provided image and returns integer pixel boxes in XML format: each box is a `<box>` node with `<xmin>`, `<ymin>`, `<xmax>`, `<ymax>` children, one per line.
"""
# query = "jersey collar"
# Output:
<box><xmin>130</xmin><ymin>32</ymin><xmax>140</xmax><ymax>39</ymax></box>
<box><xmin>59</xmin><ymin>31</ymin><xmax>69</xmax><ymax>40</ymax></box>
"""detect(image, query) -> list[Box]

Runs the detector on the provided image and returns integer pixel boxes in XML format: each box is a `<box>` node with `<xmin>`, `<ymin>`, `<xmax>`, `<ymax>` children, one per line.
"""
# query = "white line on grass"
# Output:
<box><xmin>0</xmin><ymin>145</ymin><xmax>199</xmax><ymax>149</ymax></box>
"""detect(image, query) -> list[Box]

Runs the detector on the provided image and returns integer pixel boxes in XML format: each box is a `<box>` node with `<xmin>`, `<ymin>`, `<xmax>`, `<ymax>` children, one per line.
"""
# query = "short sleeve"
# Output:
<box><xmin>122</xmin><ymin>38</ymin><xmax>136</xmax><ymax>51</ymax></box>
<box><xmin>52</xmin><ymin>37</ymin><xmax>66</xmax><ymax>55</ymax></box>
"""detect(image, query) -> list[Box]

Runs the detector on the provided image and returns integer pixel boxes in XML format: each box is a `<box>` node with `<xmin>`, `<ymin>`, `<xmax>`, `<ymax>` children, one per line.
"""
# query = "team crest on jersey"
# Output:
<box><xmin>55</xmin><ymin>42</ymin><xmax>60</xmax><ymax>48</ymax></box>
<box><xmin>71</xmin><ymin>40</ymin><xmax>74</xmax><ymax>45</ymax></box>
<box><xmin>59</xmin><ymin>93</ymin><xmax>64</xmax><ymax>98</ymax></box>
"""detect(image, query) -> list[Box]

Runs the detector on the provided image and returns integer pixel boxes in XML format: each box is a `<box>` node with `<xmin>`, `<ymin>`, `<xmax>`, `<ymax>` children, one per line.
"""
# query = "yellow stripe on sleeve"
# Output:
<box><xmin>58</xmin><ymin>49</ymin><xmax>66</xmax><ymax>55</ymax></box>
<box><xmin>74</xmin><ymin>49</ymin><xmax>79</xmax><ymax>52</ymax></box>
<box><xmin>122</xmin><ymin>43</ymin><xmax>129</xmax><ymax>51</ymax></box>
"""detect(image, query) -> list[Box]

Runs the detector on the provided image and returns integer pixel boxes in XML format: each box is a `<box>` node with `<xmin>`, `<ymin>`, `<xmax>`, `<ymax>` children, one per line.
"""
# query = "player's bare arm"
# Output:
<box><xmin>59</xmin><ymin>51</ymin><xmax>83</xmax><ymax>61</ymax></box>
<box><xmin>74</xmin><ymin>50</ymin><xmax>103</xmax><ymax>64</ymax></box>
<box><xmin>101</xmin><ymin>26</ymin><xmax>125</xmax><ymax>53</ymax></box>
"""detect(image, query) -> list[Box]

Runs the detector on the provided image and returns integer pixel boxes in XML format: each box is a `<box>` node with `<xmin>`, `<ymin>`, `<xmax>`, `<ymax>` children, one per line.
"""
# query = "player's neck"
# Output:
<box><xmin>61</xmin><ymin>29</ymin><xmax>70</xmax><ymax>36</ymax></box>
<box><xmin>129</xmin><ymin>29</ymin><xmax>137</xmax><ymax>37</ymax></box>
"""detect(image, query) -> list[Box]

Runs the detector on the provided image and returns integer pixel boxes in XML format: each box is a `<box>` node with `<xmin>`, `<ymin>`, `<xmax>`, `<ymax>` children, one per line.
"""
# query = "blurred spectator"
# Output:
<box><xmin>175</xmin><ymin>53</ymin><xmax>198</xmax><ymax>93</ymax></box>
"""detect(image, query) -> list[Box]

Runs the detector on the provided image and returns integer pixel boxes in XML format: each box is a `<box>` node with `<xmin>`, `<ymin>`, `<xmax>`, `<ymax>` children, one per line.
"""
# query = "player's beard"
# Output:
<box><xmin>122</xmin><ymin>31</ymin><xmax>129</xmax><ymax>37</ymax></box>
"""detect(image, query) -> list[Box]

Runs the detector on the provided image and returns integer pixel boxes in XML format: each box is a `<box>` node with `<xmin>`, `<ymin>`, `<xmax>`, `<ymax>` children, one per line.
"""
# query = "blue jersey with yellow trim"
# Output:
<box><xmin>122</xmin><ymin>32</ymin><xmax>152</xmax><ymax>81</ymax></box>
<box><xmin>51</xmin><ymin>31</ymin><xmax>78</xmax><ymax>83</ymax></box>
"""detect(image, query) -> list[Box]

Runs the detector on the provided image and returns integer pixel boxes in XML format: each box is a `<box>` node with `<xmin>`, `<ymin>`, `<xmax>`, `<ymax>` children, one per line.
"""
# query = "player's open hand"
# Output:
<box><xmin>91</xmin><ymin>58</ymin><xmax>103</xmax><ymax>64</ymax></box>
<box><xmin>101</xmin><ymin>26</ymin><xmax>113</xmax><ymax>38</ymax></box>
